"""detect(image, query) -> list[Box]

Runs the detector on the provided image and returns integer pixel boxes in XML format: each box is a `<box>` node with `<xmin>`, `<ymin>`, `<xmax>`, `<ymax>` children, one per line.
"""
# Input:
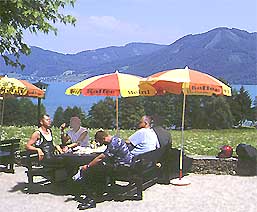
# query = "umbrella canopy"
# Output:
<box><xmin>140</xmin><ymin>66</ymin><xmax>231</xmax><ymax>96</ymax></box>
<box><xmin>66</xmin><ymin>71</ymin><xmax>144</xmax><ymax>97</ymax></box>
<box><xmin>140</xmin><ymin>66</ymin><xmax>232</xmax><ymax>183</ymax></box>
<box><xmin>0</xmin><ymin>76</ymin><xmax>45</xmax><ymax>98</ymax></box>
<box><xmin>0</xmin><ymin>76</ymin><xmax>45</xmax><ymax>140</ymax></box>
<box><xmin>65</xmin><ymin>71</ymin><xmax>144</xmax><ymax>131</ymax></box>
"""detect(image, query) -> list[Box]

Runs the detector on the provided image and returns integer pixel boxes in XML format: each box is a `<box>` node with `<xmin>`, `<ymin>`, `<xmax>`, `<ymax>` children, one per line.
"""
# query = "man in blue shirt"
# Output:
<box><xmin>126</xmin><ymin>115</ymin><xmax>160</xmax><ymax>156</ymax></box>
<box><xmin>81</xmin><ymin>129</ymin><xmax>134</xmax><ymax>170</ymax></box>
<box><xmin>74</xmin><ymin>130</ymin><xmax>134</xmax><ymax>210</ymax></box>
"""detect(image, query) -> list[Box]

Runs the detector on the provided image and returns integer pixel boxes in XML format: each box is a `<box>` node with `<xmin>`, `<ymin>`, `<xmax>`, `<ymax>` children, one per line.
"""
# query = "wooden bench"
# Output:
<box><xmin>107</xmin><ymin>143</ymin><xmax>171</xmax><ymax>200</ymax></box>
<box><xmin>19</xmin><ymin>150</ymin><xmax>67</xmax><ymax>190</ymax></box>
<box><xmin>0</xmin><ymin>138</ymin><xmax>20</xmax><ymax>173</ymax></box>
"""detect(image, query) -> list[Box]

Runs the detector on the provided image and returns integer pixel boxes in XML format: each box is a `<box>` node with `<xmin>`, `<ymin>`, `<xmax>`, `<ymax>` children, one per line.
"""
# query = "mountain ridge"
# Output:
<box><xmin>0</xmin><ymin>27</ymin><xmax>256</xmax><ymax>84</ymax></box>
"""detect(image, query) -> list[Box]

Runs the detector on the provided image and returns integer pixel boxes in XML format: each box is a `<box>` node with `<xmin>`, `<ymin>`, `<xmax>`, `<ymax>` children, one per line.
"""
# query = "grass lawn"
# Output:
<box><xmin>1</xmin><ymin>126</ymin><xmax>256</xmax><ymax>156</ymax></box>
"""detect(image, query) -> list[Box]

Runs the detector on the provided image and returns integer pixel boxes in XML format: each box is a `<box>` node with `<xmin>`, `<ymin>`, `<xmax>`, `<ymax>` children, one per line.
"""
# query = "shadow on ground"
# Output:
<box><xmin>8</xmin><ymin>178</ymin><xmax>142</xmax><ymax>205</ymax></box>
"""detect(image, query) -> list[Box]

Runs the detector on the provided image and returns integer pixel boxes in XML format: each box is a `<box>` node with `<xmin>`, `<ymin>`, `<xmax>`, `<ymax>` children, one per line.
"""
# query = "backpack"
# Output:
<box><xmin>236</xmin><ymin>143</ymin><xmax>257</xmax><ymax>176</ymax></box>
<box><xmin>217</xmin><ymin>145</ymin><xmax>233</xmax><ymax>158</ymax></box>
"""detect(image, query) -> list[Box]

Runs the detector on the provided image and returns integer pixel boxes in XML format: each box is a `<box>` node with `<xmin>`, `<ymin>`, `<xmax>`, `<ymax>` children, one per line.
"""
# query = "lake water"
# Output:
<box><xmin>33</xmin><ymin>82</ymin><xmax>257</xmax><ymax>118</ymax></box>
<box><xmin>32</xmin><ymin>82</ymin><xmax>105</xmax><ymax>118</ymax></box>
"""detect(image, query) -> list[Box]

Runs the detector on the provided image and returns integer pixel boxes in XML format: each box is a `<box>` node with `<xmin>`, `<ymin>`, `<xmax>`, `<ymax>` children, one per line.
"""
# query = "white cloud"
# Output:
<box><xmin>77</xmin><ymin>15</ymin><xmax>141</xmax><ymax>35</ymax></box>
<box><xmin>23</xmin><ymin>14</ymin><xmax>181</xmax><ymax>53</ymax></box>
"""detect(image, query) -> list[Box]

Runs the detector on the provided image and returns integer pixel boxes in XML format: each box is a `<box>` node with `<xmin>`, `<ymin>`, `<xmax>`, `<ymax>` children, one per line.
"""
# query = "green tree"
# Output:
<box><xmin>119</xmin><ymin>97</ymin><xmax>145</xmax><ymax>129</ymax></box>
<box><xmin>62</xmin><ymin>106</ymin><xmax>73</xmax><ymax>124</ymax></box>
<box><xmin>142</xmin><ymin>94</ymin><xmax>179</xmax><ymax>128</ymax></box>
<box><xmin>187</xmin><ymin>96</ymin><xmax>209</xmax><ymax>129</ymax></box>
<box><xmin>62</xmin><ymin>106</ymin><xmax>86</xmax><ymax>126</ymax></box>
<box><xmin>3</xmin><ymin>97</ymin><xmax>44</xmax><ymax>126</ymax></box>
<box><xmin>18</xmin><ymin>98</ymin><xmax>39</xmax><ymax>125</ymax></box>
<box><xmin>229</xmin><ymin>86</ymin><xmax>253</xmax><ymax>124</ymax></box>
<box><xmin>205</xmin><ymin>96</ymin><xmax>234</xmax><ymax>129</ymax></box>
<box><xmin>52</xmin><ymin>106</ymin><xmax>64</xmax><ymax>127</ymax></box>
<box><xmin>253</xmin><ymin>97</ymin><xmax>257</xmax><ymax>120</ymax></box>
<box><xmin>2</xmin><ymin>97</ymin><xmax>20</xmax><ymax>126</ymax></box>
<box><xmin>87</xmin><ymin>97</ymin><xmax>115</xmax><ymax>129</ymax></box>
<box><xmin>0</xmin><ymin>0</ymin><xmax>76</xmax><ymax>69</ymax></box>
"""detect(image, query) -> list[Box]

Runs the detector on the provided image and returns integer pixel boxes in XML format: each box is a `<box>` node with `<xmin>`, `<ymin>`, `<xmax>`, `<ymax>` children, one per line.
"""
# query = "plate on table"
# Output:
<box><xmin>73</xmin><ymin>147</ymin><xmax>93</xmax><ymax>154</ymax></box>
<box><xmin>92</xmin><ymin>145</ymin><xmax>107</xmax><ymax>153</ymax></box>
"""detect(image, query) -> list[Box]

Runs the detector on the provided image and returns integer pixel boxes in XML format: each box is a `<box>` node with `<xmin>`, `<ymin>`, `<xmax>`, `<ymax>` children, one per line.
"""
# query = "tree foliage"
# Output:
<box><xmin>119</xmin><ymin>97</ymin><xmax>145</xmax><ymax>129</ymax></box>
<box><xmin>0</xmin><ymin>0</ymin><xmax>76</xmax><ymax>69</ymax></box>
<box><xmin>52</xmin><ymin>105</ymin><xmax>86</xmax><ymax>127</ymax></box>
<box><xmin>2</xmin><ymin>97</ymin><xmax>45</xmax><ymax>126</ymax></box>
<box><xmin>228</xmin><ymin>86</ymin><xmax>253</xmax><ymax>124</ymax></box>
<box><xmin>142</xmin><ymin>94</ymin><xmax>181</xmax><ymax>128</ymax></box>
<box><xmin>205</xmin><ymin>96</ymin><xmax>234</xmax><ymax>129</ymax></box>
<box><xmin>52</xmin><ymin>106</ymin><xmax>64</xmax><ymax>127</ymax></box>
<box><xmin>86</xmin><ymin>97</ymin><xmax>116</xmax><ymax>129</ymax></box>
<box><xmin>50</xmin><ymin>86</ymin><xmax>254</xmax><ymax>130</ymax></box>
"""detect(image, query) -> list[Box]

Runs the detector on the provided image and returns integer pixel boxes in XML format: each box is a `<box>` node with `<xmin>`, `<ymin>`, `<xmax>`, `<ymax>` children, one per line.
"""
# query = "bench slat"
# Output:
<box><xmin>0</xmin><ymin>139</ymin><xmax>20</xmax><ymax>173</ymax></box>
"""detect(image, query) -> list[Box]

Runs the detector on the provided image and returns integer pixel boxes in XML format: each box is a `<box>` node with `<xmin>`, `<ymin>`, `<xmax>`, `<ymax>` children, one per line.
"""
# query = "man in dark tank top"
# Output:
<box><xmin>26</xmin><ymin>114</ymin><xmax>63</xmax><ymax>166</ymax></box>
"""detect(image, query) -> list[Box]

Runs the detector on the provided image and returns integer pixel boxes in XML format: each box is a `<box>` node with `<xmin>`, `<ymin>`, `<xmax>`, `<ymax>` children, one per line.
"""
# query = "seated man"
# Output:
<box><xmin>73</xmin><ymin>129</ymin><xmax>134</xmax><ymax>210</ymax></box>
<box><xmin>126</xmin><ymin>115</ymin><xmax>160</xmax><ymax>156</ymax></box>
<box><xmin>60</xmin><ymin>116</ymin><xmax>90</xmax><ymax>152</ymax></box>
<box><xmin>151</xmin><ymin>115</ymin><xmax>172</xmax><ymax>147</ymax></box>
<box><xmin>151</xmin><ymin>115</ymin><xmax>172</xmax><ymax>183</ymax></box>
<box><xmin>26</xmin><ymin>114</ymin><xmax>63</xmax><ymax>166</ymax></box>
<box><xmin>80</xmin><ymin>129</ymin><xmax>134</xmax><ymax>171</ymax></box>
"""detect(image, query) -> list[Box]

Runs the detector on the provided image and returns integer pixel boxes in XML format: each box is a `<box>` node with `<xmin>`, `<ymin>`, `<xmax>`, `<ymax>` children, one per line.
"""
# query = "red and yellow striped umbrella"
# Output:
<box><xmin>66</xmin><ymin>71</ymin><xmax>143</xmax><ymax>97</ymax></box>
<box><xmin>140</xmin><ymin>66</ymin><xmax>231</xmax><ymax>96</ymax></box>
<box><xmin>140</xmin><ymin>67</ymin><xmax>232</xmax><ymax>184</ymax></box>
<box><xmin>0</xmin><ymin>76</ymin><xmax>45</xmax><ymax>140</ymax></box>
<box><xmin>0</xmin><ymin>76</ymin><xmax>45</xmax><ymax>98</ymax></box>
<box><xmin>66</xmin><ymin>71</ymin><xmax>144</xmax><ymax>131</ymax></box>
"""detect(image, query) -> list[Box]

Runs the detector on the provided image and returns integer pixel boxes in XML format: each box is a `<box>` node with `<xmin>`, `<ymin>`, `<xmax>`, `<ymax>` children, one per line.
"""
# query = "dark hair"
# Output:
<box><xmin>94</xmin><ymin>130</ymin><xmax>108</xmax><ymax>144</ymax></box>
<box><xmin>40</xmin><ymin>114</ymin><xmax>50</xmax><ymax>121</ymax></box>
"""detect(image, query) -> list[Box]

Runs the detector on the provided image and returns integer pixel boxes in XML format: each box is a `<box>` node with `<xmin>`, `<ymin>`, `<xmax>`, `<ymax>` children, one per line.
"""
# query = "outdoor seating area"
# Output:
<box><xmin>0</xmin><ymin>57</ymin><xmax>255</xmax><ymax>210</ymax></box>
<box><xmin>1</xmin><ymin>134</ymin><xmax>257</xmax><ymax>212</ymax></box>
<box><xmin>19</xmin><ymin>150</ymin><xmax>66</xmax><ymax>189</ymax></box>
<box><xmin>0</xmin><ymin>139</ymin><xmax>20</xmax><ymax>173</ymax></box>
<box><xmin>18</xmin><ymin>141</ymin><xmax>179</xmax><ymax>199</ymax></box>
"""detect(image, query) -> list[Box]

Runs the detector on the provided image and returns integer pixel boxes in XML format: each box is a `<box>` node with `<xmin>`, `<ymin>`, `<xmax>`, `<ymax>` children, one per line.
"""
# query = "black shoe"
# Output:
<box><xmin>75</xmin><ymin>195</ymin><xmax>89</xmax><ymax>203</ymax></box>
<box><xmin>77</xmin><ymin>199</ymin><xmax>96</xmax><ymax>210</ymax></box>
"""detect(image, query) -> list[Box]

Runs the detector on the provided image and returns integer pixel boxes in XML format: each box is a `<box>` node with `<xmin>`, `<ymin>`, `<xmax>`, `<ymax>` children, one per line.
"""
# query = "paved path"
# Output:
<box><xmin>0</xmin><ymin>166</ymin><xmax>257</xmax><ymax>212</ymax></box>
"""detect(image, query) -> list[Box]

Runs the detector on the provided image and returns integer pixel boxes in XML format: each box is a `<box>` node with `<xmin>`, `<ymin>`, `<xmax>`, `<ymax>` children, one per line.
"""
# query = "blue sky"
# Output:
<box><xmin>23</xmin><ymin>0</ymin><xmax>257</xmax><ymax>54</ymax></box>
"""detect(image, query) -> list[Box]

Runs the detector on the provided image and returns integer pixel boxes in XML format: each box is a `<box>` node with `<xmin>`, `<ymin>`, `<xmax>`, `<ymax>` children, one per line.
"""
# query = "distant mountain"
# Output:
<box><xmin>0</xmin><ymin>27</ymin><xmax>256</xmax><ymax>84</ymax></box>
<box><xmin>91</xmin><ymin>28</ymin><xmax>257</xmax><ymax>84</ymax></box>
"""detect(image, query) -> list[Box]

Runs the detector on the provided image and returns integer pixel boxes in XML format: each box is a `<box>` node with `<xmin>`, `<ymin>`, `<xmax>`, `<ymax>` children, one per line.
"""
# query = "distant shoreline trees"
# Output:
<box><xmin>53</xmin><ymin>86</ymin><xmax>255</xmax><ymax>130</ymax></box>
<box><xmin>2</xmin><ymin>86</ymin><xmax>255</xmax><ymax>130</ymax></box>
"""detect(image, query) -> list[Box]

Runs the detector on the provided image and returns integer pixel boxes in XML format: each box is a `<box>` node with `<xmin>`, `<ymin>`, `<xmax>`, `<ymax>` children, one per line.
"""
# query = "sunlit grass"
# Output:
<box><xmin>1</xmin><ymin>126</ymin><xmax>256</xmax><ymax>156</ymax></box>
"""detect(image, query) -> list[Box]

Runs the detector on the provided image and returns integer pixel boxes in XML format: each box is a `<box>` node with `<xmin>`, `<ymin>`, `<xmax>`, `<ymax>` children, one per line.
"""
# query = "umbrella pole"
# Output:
<box><xmin>171</xmin><ymin>93</ymin><xmax>190</xmax><ymax>186</ymax></box>
<box><xmin>179</xmin><ymin>93</ymin><xmax>186</xmax><ymax>180</ymax></box>
<box><xmin>116</xmin><ymin>97</ymin><xmax>119</xmax><ymax>134</ymax></box>
<box><xmin>0</xmin><ymin>96</ymin><xmax>5</xmax><ymax>141</ymax></box>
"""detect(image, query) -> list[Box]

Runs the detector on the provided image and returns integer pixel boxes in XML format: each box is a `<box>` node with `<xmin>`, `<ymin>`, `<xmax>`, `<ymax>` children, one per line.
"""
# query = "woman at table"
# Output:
<box><xmin>60</xmin><ymin>116</ymin><xmax>90</xmax><ymax>152</ymax></box>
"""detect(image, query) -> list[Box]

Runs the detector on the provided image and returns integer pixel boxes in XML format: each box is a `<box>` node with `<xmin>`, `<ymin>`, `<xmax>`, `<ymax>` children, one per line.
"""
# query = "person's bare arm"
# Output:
<box><xmin>25</xmin><ymin>131</ymin><xmax>44</xmax><ymax>161</ymax></box>
<box><xmin>125</xmin><ymin>139</ymin><xmax>131</xmax><ymax>144</ymax></box>
<box><xmin>66</xmin><ymin>130</ymin><xmax>88</xmax><ymax>149</ymax></box>
<box><xmin>125</xmin><ymin>139</ymin><xmax>135</xmax><ymax>151</ymax></box>
<box><xmin>61</xmin><ymin>133</ymin><xmax>71</xmax><ymax>145</ymax></box>
<box><xmin>60</xmin><ymin>123</ymin><xmax>70</xmax><ymax>145</ymax></box>
<box><xmin>75</xmin><ymin>131</ymin><xmax>88</xmax><ymax>145</ymax></box>
<box><xmin>81</xmin><ymin>153</ymin><xmax>106</xmax><ymax>171</ymax></box>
